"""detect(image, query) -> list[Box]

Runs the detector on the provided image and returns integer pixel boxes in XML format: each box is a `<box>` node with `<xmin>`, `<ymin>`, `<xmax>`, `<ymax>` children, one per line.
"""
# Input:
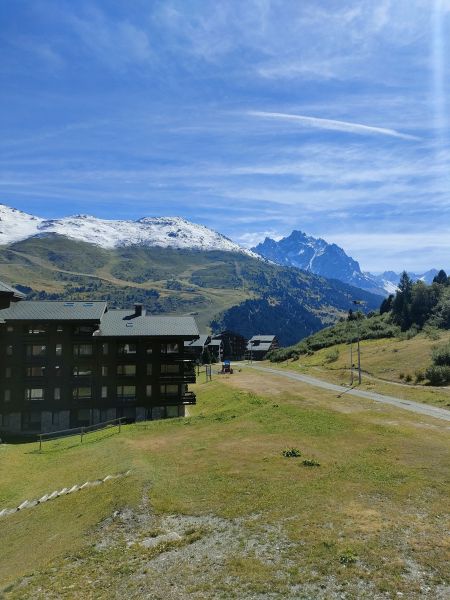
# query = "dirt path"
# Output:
<box><xmin>248</xmin><ymin>365</ymin><xmax>450</xmax><ymax>423</ymax></box>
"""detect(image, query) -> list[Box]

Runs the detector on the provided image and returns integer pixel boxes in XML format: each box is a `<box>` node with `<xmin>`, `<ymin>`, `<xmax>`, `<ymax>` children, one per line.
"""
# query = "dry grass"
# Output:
<box><xmin>1</xmin><ymin>371</ymin><xmax>449</xmax><ymax>599</ymax></box>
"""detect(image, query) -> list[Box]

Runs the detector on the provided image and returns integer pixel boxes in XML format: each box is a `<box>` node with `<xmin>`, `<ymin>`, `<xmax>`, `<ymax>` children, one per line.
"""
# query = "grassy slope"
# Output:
<box><xmin>0</xmin><ymin>235</ymin><xmax>381</xmax><ymax>338</ymax></box>
<box><xmin>1</xmin><ymin>371</ymin><xmax>449</xmax><ymax>599</ymax></box>
<box><xmin>267</xmin><ymin>331</ymin><xmax>450</xmax><ymax>409</ymax></box>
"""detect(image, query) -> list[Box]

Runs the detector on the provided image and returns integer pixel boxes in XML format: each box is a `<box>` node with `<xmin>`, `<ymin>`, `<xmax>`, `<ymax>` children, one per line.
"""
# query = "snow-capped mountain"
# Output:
<box><xmin>0</xmin><ymin>204</ymin><xmax>257</xmax><ymax>256</ymax></box>
<box><xmin>252</xmin><ymin>231</ymin><xmax>387</xmax><ymax>296</ymax></box>
<box><xmin>252</xmin><ymin>231</ymin><xmax>445</xmax><ymax>296</ymax></box>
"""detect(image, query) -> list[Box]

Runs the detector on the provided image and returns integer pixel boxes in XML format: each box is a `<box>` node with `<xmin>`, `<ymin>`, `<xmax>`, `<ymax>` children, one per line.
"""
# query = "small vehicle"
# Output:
<box><xmin>220</xmin><ymin>360</ymin><xmax>234</xmax><ymax>374</ymax></box>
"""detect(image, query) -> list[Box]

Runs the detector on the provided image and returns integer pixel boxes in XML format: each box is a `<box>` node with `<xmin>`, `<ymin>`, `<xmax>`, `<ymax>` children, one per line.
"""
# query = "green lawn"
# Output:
<box><xmin>1</xmin><ymin>372</ymin><xmax>449</xmax><ymax>599</ymax></box>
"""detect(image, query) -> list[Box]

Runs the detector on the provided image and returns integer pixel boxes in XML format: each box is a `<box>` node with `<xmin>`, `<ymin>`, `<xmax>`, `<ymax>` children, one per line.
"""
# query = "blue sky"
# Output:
<box><xmin>1</xmin><ymin>0</ymin><xmax>449</xmax><ymax>272</ymax></box>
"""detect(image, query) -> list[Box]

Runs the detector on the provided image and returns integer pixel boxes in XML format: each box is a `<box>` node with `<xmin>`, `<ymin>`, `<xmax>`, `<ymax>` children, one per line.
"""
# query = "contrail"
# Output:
<box><xmin>248</xmin><ymin>110</ymin><xmax>421</xmax><ymax>141</ymax></box>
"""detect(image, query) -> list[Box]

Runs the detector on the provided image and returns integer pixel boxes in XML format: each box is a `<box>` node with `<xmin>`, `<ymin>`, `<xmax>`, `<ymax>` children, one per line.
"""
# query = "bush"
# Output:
<box><xmin>282</xmin><ymin>448</ymin><xmax>301</xmax><ymax>457</ymax></box>
<box><xmin>324</xmin><ymin>348</ymin><xmax>339</xmax><ymax>363</ymax></box>
<box><xmin>339</xmin><ymin>550</ymin><xmax>358</xmax><ymax>565</ymax></box>
<box><xmin>431</xmin><ymin>344</ymin><xmax>450</xmax><ymax>366</ymax></box>
<box><xmin>425</xmin><ymin>365</ymin><xmax>450</xmax><ymax>386</ymax></box>
<box><xmin>404</xmin><ymin>373</ymin><xmax>412</xmax><ymax>383</ymax></box>
<box><xmin>414</xmin><ymin>369</ymin><xmax>425</xmax><ymax>383</ymax></box>
<box><xmin>302</xmin><ymin>459</ymin><xmax>320</xmax><ymax>467</ymax></box>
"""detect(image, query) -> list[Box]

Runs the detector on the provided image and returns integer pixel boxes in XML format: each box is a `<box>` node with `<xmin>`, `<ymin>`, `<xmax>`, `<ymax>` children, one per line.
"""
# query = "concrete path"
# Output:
<box><xmin>248</xmin><ymin>365</ymin><xmax>450</xmax><ymax>423</ymax></box>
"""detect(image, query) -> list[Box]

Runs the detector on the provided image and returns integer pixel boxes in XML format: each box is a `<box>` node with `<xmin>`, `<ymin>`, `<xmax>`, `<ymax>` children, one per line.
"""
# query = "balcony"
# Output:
<box><xmin>181</xmin><ymin>391</ymin><xmax>196</xmax><ymax>405</ymax></box>
<box><xmin>159</xmin><ymin>372</ymin><xmax>196</xmax><ymax>384</ymax></box>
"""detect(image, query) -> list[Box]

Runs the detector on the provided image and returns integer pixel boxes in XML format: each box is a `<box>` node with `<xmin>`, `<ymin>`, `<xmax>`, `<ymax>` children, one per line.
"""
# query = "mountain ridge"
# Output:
<box><xmin>252</xmin><ymin>231</ymin><xmax>444</xmax><ymax>296</ymax></box>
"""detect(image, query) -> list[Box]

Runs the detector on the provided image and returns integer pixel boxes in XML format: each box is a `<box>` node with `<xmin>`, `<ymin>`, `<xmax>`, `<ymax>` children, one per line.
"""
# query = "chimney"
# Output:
<box><xmin>134</xmin><ymin>303</ymin><xmax>145</xmax><ymax>317</ymax></box>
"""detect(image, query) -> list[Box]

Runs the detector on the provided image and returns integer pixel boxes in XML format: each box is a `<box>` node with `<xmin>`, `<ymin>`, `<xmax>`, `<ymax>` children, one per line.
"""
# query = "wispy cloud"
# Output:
<box><xmin>247</xmin><ymin>111</ymin><xmax>421</xmax><ymax>141</ymax></box>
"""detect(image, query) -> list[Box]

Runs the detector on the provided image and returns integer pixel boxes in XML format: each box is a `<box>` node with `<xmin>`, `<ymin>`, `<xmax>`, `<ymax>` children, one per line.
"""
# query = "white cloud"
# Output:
<box><xmin>247</xmin><ymin>111</ymin><xmax>421</xmax><ymax>141</ymax></box>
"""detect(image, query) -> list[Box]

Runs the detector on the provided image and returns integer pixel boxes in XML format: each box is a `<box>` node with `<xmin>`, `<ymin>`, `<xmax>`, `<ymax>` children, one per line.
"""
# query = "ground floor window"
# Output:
<box><xmin>22</xmin><ymin>411</ymin><xmax>41</xmax><ymax>431</ymax></box>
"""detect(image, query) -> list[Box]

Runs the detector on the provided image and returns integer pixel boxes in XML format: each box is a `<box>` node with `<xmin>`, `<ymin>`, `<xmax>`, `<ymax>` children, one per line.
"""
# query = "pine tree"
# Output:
<box><xmin>433</xmin><ymin>269</ymin><xmax>448</xmax><ymax>285</ymax></box>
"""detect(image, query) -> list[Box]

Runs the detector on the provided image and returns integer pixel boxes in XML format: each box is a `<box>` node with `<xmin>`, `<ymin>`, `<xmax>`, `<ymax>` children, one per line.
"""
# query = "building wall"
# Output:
<box><xmin>0</xmin><ymin>320</ymin><xmax>195</xmax><ymax>435</ymax></box>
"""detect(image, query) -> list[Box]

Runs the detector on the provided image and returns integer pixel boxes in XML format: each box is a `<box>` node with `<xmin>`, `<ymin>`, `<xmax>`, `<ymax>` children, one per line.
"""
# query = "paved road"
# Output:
<box><xmin>248</xmin><ymin>365</ymin><xmax>450</xmax><ymax>423</ymax></box>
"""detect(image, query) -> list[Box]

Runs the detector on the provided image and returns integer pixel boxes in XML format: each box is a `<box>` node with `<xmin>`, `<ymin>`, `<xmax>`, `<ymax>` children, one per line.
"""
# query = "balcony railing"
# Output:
<box><xmin>181</xmin><ymin>391</ymin><xmax>196</xmax><ymax>405</ymax></box>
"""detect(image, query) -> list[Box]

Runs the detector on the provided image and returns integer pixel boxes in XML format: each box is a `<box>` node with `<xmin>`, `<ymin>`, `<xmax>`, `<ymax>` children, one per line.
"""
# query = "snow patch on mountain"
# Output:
<box><xmin>0</xmin><ymin>204</ymin><xmax>257</xmax><ymax>256</ymax></box>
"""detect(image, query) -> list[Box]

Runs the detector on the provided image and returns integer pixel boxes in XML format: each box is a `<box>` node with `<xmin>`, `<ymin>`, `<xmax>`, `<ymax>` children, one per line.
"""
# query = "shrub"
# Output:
<box><xmin>339</xmin><ymin>549</ymin><xmax>357</xmax><ymax>565</ymax></box>
<box><xmin>399</xmin><ymin>372</ymin><xmax>404</xmax><ymax>379</ymax></box>
<box><xmin>431</xmin><ymin>344</ymin><xmax>450</xmax><ymax>366</ymax></box>
<box><xmin>282</xmin><ymin>448</ymin><xmax>301</xmax><ymax>457</ymax></box>
<box><xmin>404</xmin><ymin>373</ymin><xmax>412</xmax><ymax>383</ymax></box>
<box><xmin>414</xmin><ymin>369</ymin><xmax>425</xmax><ymax>383</ymax></box>
<box><xmin>302</xmin><ymin>459</ymin><xmax>320</xmax><ymax>467</ymax></box>
<box><xmin>425</xmin><ymin>365</ymin><xmax>450</xmax><ymax>386</ymax></box>
<box><xmin>324</xmin><ymin>348</ymin><xmax>339</xmax><ymax>363</ymax></box>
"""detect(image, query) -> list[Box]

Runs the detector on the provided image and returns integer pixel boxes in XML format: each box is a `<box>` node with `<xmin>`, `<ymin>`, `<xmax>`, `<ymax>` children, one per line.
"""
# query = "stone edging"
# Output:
<box><xmin>0</xmin><ymin>470</ymin><xmax>131</xmax><ymax>518</ymax></box>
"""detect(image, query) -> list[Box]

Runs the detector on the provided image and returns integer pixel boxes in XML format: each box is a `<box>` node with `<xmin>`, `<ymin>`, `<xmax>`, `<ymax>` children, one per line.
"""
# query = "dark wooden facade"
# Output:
<box><xmin>0</xmin><ymin>287</ymin><xmax>199</xmax><ymax>436</ymax></box>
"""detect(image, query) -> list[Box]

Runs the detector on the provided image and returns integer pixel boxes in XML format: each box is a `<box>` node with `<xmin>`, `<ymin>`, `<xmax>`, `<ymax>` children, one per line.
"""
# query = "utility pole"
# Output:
<box><xmin>352</xmin><ymin>300</ymin><xmax>364</xmax><ymax>385</ymax></box>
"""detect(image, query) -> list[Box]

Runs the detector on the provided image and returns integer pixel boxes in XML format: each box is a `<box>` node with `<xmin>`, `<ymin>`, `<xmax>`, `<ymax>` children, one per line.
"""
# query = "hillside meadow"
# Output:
<box><xmin>268</xmin><ymin>331</ymin><xmax>450</xmax><ymax>409</ymax></box>
<box><xmin>0</xmin><ymin>369</ymin><xmax>449</xmax><ymax>599</ymax></box>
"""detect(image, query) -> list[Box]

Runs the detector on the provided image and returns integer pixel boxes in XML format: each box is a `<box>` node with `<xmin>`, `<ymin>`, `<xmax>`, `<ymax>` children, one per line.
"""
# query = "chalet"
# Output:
<box><xmin>245</xmin><ymin>335</ymin><xmax>279</xmax><ymax>361</ymax></box>
<box><xmin>0</xmin><ymin>282</ymin><xmax>199</xmax><ymax>436</ymax></box>
<box><xmin>206</xmin><ymin>338</ymin><xmax>223</xmax><ymax>362</ymax></box>
<box><xmin>211</xmin><ymin>330</ymin><xmax>247</xmax><ymax>361</ymax></box>
<box><xmin>184</xmin><ymin>334</ymin><xmax>211</xmax><ymax>362</ymax></box>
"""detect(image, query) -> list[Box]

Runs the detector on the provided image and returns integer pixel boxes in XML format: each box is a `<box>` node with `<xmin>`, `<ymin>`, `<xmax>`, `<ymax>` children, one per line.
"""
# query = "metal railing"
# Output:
<box><xmin>38</xmin><ymin>417</ymin><xmax>126</xmax><ymax>451</ymax></box>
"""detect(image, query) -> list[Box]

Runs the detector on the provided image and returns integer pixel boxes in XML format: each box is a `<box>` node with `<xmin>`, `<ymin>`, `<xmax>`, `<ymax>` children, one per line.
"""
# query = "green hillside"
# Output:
<box><xmin>1</xmin><ymin>372</ymin><xmax>449</xmax><ymax>598</ymax></box>
<box><xmin>0</xmin><ymin>234</ymin><xmax>382</xmax><ymax>344</ymax></box>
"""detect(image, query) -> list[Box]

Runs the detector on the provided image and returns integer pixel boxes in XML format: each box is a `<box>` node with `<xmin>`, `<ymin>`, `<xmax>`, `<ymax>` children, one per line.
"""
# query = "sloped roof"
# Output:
<box><xmin>0</xmin><ymin>300</ymin><xmax>107</xmax><ymax>321</ymax></box>
<box><xmin>0</xmin><ymin>280</ymin><xmax>26</xmax><ymax>299</ymax></box>
<box><xmin>207</xmin><ymin>339</ymin><xmax>223</xmax><ymax>347</ymax></box>
<box><xmin>248</xmin><ymin>335</ymin><xmax>277</xmax><ymax>343</ymax></box>
<box><xmin>247</xmin><ymin>341</ymin><xmax>273</xmax><ymax>352</ymax></box>
<box><xmin>185</xmin><ymin>334</ymin><xmax>210</xmax><ymax>348</ymax></box>
<box><xmin>97</xmin><ymin>310</ymin><xmax>199</xmax><ymax>338</ymax></box>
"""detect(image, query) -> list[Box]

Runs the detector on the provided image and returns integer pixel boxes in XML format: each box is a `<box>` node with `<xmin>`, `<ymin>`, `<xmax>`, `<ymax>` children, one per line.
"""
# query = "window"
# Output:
<box><xmin>73</xmin><ymin>365</ymin><xmax>93</xmax><ymax>377</ymax></box>
<box><xmin>56</xmin><ymin>344</ymin><xmax>63</xmax><ymax>356</ymax></box>
<box><xmin>72</xmin><ymin>387</ymin><xmax>92</xmax><ymax>400</ymax></box>
<box><xmin>117</xmin><ymin>364</ymin><xmax>136</xmax><ymax>376</ymax></box>
<box><xmin>101</xmin><ymin>365</ymin><xmax>108</xmax><ymax>376</ymax></box>
<box><xmin>101</xmin><ymin>386</ymin><xmax>108</xmax><ymax>399</ymax></box>
<box><xmin>146</xmin><ymin>364</ymin><xmax>152</xmax><ymax>376</ymax></box>
<box><xmin>6</xmin><ymin>345</ymin><xmax>13</xmax><ymax>356</ymax></box>
<box><xmin>22</xmin><ymin>412</ymin><xmax>41</xmax><ymax>431</ymax></box>
<box><xmin>146</xmin><ymin>384</ymin><xmax>152</xmax><ymax>397</ymax></box>
<box><xmin>161</xmin><ymin>364</ymin><xmax>180</xmax><ymax>374</ymax></box>
<box><xmin>56</xmin><ymin>324</ymin><xmax>63</xmax><ymax>333</ymax></box>
<box><xmin>4</xmin><ymin>390</ymin><xmax>11</xmax><ymax>403</ymax></box>
<box><xmin>26</xmin><ymin>366</ymin><xmax>46</xmax><ymax>377</ymax></box>
<box><xmin>117</xmin><ymin>385</ymin><xmax>136</xmax><ymax>401</ymax></box>
<box><xmin>5</xmin><ymin>367</ymin><xmax>12</xmax><ymax>378</ymax></box>
<box><xmin>52</xmin><ymin>412</ymin><xmax>60</xmax><ymax>426</ymax></box>
<box><xmin>167</xmin><ymin>406</ymin><xmax>179</xmax><ymax>418</ymax></box>
<box><xmin>28</xmin><ymin>326</ymin><xmax>47</xmax><ymax>335</ymax></box>
<box><xmin>6</xmin><ymin>325</ymin><xmax>13</xmax><ymax>333</ymax></box>
<box><xmin>55</xmin><ymin>365</ymin><xmax>62</xmax><ymax>377</ymax></box>
<box><xmin>77</xmin><ymin>409</ymin><xmax>91</xmax><ymax>425</ymax></box>
<box><xmin>146</xmin><ymin>345</ymin><xmax>153</xmax><ymax>355</ymax></box>
<box><xmin>160</xmin><ymin>384</ymin><xmax>179</xmax><ymax>397</ymax></box>
<box><xmin>26</xmin><ymin>345</ymin><xmax>46</xmax><ymax>357</ymax></box>
<box><xmin>54</xmin><ymin>388</ymin><xmax>61</xmax><ymax>401</ymax></box>
<box><xmin>118</xmin><ymin>343</ymin><xmax>137</xmax><ymax>355</ymax></box>
<box><xmin>102</xmin><ymin>343</ymin><xmax>108</xmax><ymax>355</ymax></box>
<box><xmin>25</xmin><ymin>388</ymin><xmax>44</xmax><ymax>401</ymax></box>
<box><xmin>73</xmin><ymin>325</ymin><xmax>97</xmax><ymax>336</ymax></box>
<box><xmin>161</xmin><ymin>342</ymin><xmax>179</xmax><ymax>354</ymax></box>
<box><xmin>73</xmin><ymin>344</ymin><xmax>92</xmax><ymax>357</ymax></box>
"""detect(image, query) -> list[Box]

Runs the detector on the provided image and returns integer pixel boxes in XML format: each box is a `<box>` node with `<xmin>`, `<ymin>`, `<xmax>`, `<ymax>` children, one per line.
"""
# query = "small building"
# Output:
<box><xmin>184</xmin><ymin>334</ymin><xmax>211</xmax><ymax>363</ymax></box>
<box><xmin>206</xmin><ymin>338</ymin><xmax>223</xmax><ymax>362</ymax></box>
<box><xmin>245</xmin><ymin>335</ymin><xmax>279</xmax><ymax>361</ymax></box>
<box><xmin>0</xmin><ymin>282</ymin><xmax>199</xmax><ymax>436</ymax></box>
<box><xmin>211</xmin><ymin>330</ymin><xmax>247</xmax><ymax>361</ymax></box>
